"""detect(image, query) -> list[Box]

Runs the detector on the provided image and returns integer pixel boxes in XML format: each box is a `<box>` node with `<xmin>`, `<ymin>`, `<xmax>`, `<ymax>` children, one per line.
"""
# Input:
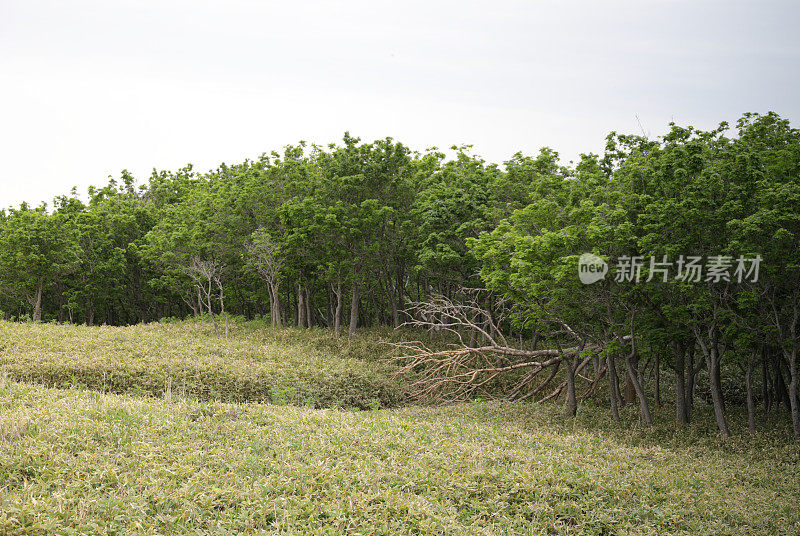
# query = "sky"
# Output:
<box><xmin>1</xmin><ymin>0</ymin><xmax>798</xmax><ymax>208</ymax></box>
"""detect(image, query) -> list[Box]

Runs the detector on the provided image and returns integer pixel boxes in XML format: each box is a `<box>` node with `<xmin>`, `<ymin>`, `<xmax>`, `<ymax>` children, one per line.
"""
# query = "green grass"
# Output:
<box><xmin>0</xmin><ymin>320</ymin><xmax>798</xmax><ymax>534</ymax></box>
<box><xmin>0</xmin><ymin>320</ymin><xmax>405</xmax><ymax>409</ymax></box>
<box><xmin>0</xmin><ymin>381</ymin><xmax>798</xmax><ymax>535</ymax></box>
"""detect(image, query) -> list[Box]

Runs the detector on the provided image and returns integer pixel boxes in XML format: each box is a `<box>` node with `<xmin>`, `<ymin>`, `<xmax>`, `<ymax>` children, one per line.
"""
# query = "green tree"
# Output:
<box><xmin>0</xmin><ymin>205</ymin><xmax>79</xmax><ymax>321</ymax></box>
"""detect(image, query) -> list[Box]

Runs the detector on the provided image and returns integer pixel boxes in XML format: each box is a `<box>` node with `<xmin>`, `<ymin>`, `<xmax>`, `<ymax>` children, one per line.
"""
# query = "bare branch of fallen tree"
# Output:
<box><xmin>392</xmin><ymin>291</ymin><xmax>626</xmax><ymax>404</ymax></box>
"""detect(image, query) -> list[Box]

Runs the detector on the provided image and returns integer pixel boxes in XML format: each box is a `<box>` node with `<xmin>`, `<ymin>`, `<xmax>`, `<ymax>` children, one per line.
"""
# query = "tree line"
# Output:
<box><xmin>1</xmin><ymin>113</ymin><xmax>798</xmax><ymax>438</ymax></box>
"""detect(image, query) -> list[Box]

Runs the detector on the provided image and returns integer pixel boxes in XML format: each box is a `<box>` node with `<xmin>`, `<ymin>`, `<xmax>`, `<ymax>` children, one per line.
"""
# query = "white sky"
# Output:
<box><xmin>1</xmin><ymin>0</ymin><xmax>798</xmax><ymax>208</ymax></box>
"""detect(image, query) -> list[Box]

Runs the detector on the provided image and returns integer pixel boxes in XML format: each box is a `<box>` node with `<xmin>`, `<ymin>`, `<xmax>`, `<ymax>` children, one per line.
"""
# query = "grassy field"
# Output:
<box><xmin>0</xmin><ymin>320</ymin><xmax>405</xmax><ymax>409</ymax></box>
<box><xmin>1</xmin><ymin>320</ymin><xmax>799</xmax><ymax>535</ymax></box>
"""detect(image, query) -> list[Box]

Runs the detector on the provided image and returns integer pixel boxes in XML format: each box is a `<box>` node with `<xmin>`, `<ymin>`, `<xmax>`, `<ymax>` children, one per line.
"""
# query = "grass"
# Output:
<box><xmin>0</xmin><ymin>319</ymin><xmax>405</xmax><ymax>409</ymax></box>
<box><xmin>0</xmin><ymin>381</ymin><xmax>798</xmax><ymax>535</ymax></box>
<box><xmin>0</xmin><ymin>320</ymin><xmax>798</xmax><ymax>534</ymax></box>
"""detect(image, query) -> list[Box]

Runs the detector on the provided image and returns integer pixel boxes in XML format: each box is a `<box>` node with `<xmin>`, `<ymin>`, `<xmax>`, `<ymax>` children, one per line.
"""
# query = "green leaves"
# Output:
<box><xmin>0</xmin><ymin>205</ymin><xmax>81</xmax><ymax>319</ymax></box>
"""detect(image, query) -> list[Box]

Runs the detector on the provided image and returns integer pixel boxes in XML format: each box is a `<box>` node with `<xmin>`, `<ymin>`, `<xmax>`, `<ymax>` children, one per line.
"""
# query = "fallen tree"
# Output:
<box><xmin>392</xmin><ymin>291</ymin><xmax>634</xmax><ymax>418</ymax></box>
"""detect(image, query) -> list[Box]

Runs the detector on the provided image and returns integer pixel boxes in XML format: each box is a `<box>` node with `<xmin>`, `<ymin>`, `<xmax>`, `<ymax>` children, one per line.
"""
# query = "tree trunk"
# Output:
<box><xmin>789</xmin><ymin>369</ymin><xmax>800</xmax><ymax>440</ymax></box>
<box><xmin>333</xmin><ymin>278</ymin><xmax>343</xmax><ymax>338</ymax></box>
<box><xmin>283</xmin><ymin>283</ymin><xmax>290</xmax><ymax>327</ymax></box>
<box><xmin>297</xmin><ymin>283</ymin><xmax>306</xmax><ymax>328</ymax></box>
<box><xmin>564</xmin><ymin>358</ymin><xmax>577</xmax><ymax>417</ymax></box>
<box><xmin>267</xmin><ymin>287</ymin><xmax>275</xmax><ymax>328</ymax></box>
<box><xmin>673</xmin><ymin>344</ymin><xmax>689</xmax><ymax>425</ymax></box>
<box><xmin>348</xmin><ymin>281</ymin><xmax>360</xmax><ymax>339</ymax></box>
<box><xmin>714</xmin><ymin>346</ymin><xmax>724</xmax><ymax>410</ymax></box>
<box><xmin>786</xmin><ymin>345</ymin><xmax>799</xmax><ymax>440</ymax></box>
<box><xmin>608</xmin><ymin>354</ymin><xmax>621</xmax><ymax>422</ymax></box>
<box><xmin>530</xmin><ymin>328</ymin><xmax>539</xmax><ymax>351</ymax></box>
<box><xmin>654</xmin><ymin>353</ymin><xmax>662</xmax><ymax>408</ymax></box>
<box><xmin>32</xmin><ymin>278</ymin><xmax>44</xmax><ymax>322</ymax></box>
<box><xmin>187</xmin><ymin>298</ymin><xmax>199</xmax><ymax>317</ymax></box>
<box><xmin>686</xmin><ymin>345</ymin><xmax>699</xmax><ymax>412</ymax></box>
<box><xmin>624</xmin><ymin>368</ymin><xmax>637</xmax><ymax>405</ymax></box>
<box><xmin>762</xmin><ymin>348</ymin><xmax>771</xmax><ymax>412</ymax></box>
<box><xmin>218</xmin><ymin>284</ymin><xmax>229</xmax><ymax>338</ymax></box>
<box><xmin>388</xmin><ymin>279</ymin><xmax>400</xmax><ymax>329</ymax></box>
<box><xmin>591</xmin><ymin>355</ymin><xmax>601</xmax><ymax>388</ymax></box>
<box><xmin>271</xmin><ymin>282</ymin><xmax>282</xmax><ymax>329</ymax></box>
<box><xmin>704</xmin><ymin>346</ymin><xmax>730</xmax><ymax>439</ymax></box>
<box><xmin>775</xmin><ymin>356</ymin><xmax>791</xmax><ymax>409</ymax></box>
<box><xmin>625</xmin><ymin>353</ymin><xmax>653</xmax><ymax>426</ymax></box>
<box><xmin>206</xmin><ymin>301</ymin><xmax>219</xmax><ymax>338</ymax></box>
<box><xmin>305</xmin><ymin>286</ymin><xmax>312</xmax><ymax>328</ymax></box>
<box><xmin>746</xmin><ymin>351</ymin><xmax>757</xmax><ymax>433</ymax></box>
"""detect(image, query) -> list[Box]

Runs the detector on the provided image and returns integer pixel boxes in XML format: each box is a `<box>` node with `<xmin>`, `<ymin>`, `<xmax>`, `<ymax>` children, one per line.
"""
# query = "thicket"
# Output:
<box><xmin>1</xmin><ymin>112</ymin><xmax>798</xmax><ymax>438</ymax></box>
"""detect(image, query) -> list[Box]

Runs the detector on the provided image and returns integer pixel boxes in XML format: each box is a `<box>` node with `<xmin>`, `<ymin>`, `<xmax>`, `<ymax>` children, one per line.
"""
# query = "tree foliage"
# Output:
<box><xmin>2</xmin><ymin>114</ymin><xmax>798</xmax><ymax>438</ymax></box>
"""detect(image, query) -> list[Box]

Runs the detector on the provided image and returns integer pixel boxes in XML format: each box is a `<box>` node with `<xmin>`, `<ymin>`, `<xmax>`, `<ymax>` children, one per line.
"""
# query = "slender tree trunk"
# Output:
<box><xmin>369</xmin><ymin>288</ymin><xmax>379</xmax><ymax>327</ymax></box>
<box><xmin>762</xmin><ymin>348</ymin><xmax>771</xmax><ymax>412</ymax></box>
<box><xmin>654</xmin><ymin>354</ymin><xmax>662</xmax><ymax>408</ymax></box>
<box><xmin>608</xmin><ymin>354</ymin><xmax>621</xmax><ymax>422</ymax></box>
<box><xmin>267</xmin><ymin>287</ymin><xmax>276</xmax><ymax>328</ymax></box>
<box><xmin>388</xmin><ymin>283</ymin><xmax>400</xmax><ymax>328</ymax></box>
<box><xmin>746</xmin><ymin>351</ymin><xmax>757</xmax><ymax>433</ymax></box>
<box><xmin>714</xmin><ymin>346</ymin><xmax>724</xmax><ymax>409</ymax></box>
<box><xmin>333</xmin><ymin>278</ymin><xmax>343</xmax><ymax>338</ymax></box>
<box><xmin>32</xmin><ymin>278</ymin><xmax>44</xmax><ymax>322</ymax></box>
<box><xmin>674</xmin><ymin>344</ymin><xmax>689</xmax><ymax>425</ymax></box>
<box><xmin>686</xmin><ymin>345</ymin><xmax>699</xmax><ymax>412</ymax></box>
<box><xmin>591</xmin><ymin>355</ymin><xmax>601</xmax><ymax>387</ymax></box>
<box><xmin>775</xmin><ymin>356</ymin><xmax>790</xmax><ymax>409</ymax></box>
<box><xmin>625</xmin><ymin>353</ymin><xmax>653</xmax><ymax>427</ymax></box>
<box><xmin>283</xmin><ymin>283</ymin><xmax>290</xmax><ymax>327</ymax></box>
<box><xmin>704</xmin><ymin>346</ymin><xmax>730</xmax><ymax>439</ymax></box>
<box><xmin>786</xmin><ymin>343</ymin><xmax>799</xmax><ymax>440</ymax></box>
<box><xmin>761</xmin><ymin>346</ymin><xmax>772</xmax><ymax>412</ymax></box>
<box><xmin>348</xmin><ymin>280</ymin><xmax>360</xmax><ymax>339</ymax></box>
<box><xmin>218</xmin><ymin>283</ymin><xmax>229</xmax><ymax>338</ymax></box>
<box><xmin>271</xmin><ymin>282</ymin><xmax>282</xmax><ymax>328</ymax></box>
<box><xmin>623</xmin><ymin>362</ymin><xmax>637</xmax><ymax>405</ymax></box>
<box><xmin>772</xmin><ymin>353</ymin><xmax>780</xmax><ymax>411</ymax></box>
<box><xmin>789</xmin><ymin>366</ymin><xmax>799</xmax><ymax>440</ymax></box>
<box><xmin>564</xmin><ymin>358</ymin><xmax>577</xmax><ymax>417</ymax></box>
<box><xmin>297</xmin><ymin>283</ymin><xmax>306</xmax><ymax>328</ymax></box>
<box><xmin>326</xmin><ymin>285</ymin><xmax>333</xmax><ymax>328</ymax></box>
<box><xmin>305</xmin><ymin>286</ymin><xmax>312</xmax><ymax>327</ymax></box>
<box><xmin>208</xmin><ymin>308</ymin><xmax>219</xmax><ymax>337</ymax></box>
<box><xmin>204</xmin><ymin>287</ymin><xmax>220</xmax><ymax>339</ymax></box>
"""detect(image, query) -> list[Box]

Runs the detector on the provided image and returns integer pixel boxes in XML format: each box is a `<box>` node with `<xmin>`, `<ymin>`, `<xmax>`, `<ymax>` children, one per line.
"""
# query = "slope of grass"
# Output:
<box><xmin>0</xmin><ymin>380</ymin><xmax>798</xmax><ymax>535</ymax></box>
<box><xmin>0</xmin><ymin>320</ymin><xmax>405</xmax><ymax>409</ymax></box>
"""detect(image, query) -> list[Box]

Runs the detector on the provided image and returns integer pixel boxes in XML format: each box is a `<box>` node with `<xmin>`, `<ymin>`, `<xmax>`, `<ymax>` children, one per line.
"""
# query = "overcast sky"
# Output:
<box><xmin>1</xmin><ymin>0</ymin><xmax>798</xmax><ymax>208</ymax></box>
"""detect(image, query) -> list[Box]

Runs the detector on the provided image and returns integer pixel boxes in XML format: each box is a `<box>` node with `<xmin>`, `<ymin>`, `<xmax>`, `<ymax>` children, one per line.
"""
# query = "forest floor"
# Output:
<box><xmin>0</xmin><ymin>320</ymin><xmax>798</xmax><ymax>535</ymax></box>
